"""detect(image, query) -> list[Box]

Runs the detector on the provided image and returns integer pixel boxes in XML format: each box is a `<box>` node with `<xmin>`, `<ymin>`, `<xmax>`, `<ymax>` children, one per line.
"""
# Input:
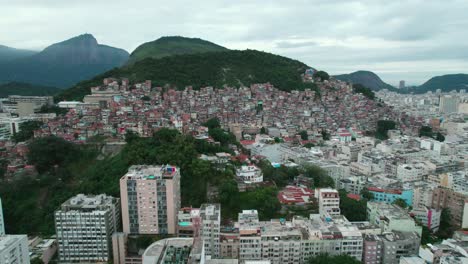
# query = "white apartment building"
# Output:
<box><xmin>200</xmin><ymin>204</ymin><xmax>221</xmax><ymax>259</ymax></box>
<box><xmin>315</xmin><ymin>188</ymin><xmax>341</xmax><ymax>218</ymax></box>
<box><xmin>55</xmin><ymin>194</ymin><xmax>120</xmax><ymax>263</ymax></box>
<box><xmin>397</xmin><ymin>163</ymin><xmax>427</xmax><ymax>182</ymax></box>
<box><xmin>0</xmin><ymin>196</ymin><xmax>4</xmax><ymax>235</ymax></box>
<box><xmin>0</xmin><ymin>235</ymin><xmax>30</xmax><ymax>264</ymax></box>
<box><xmin>236</xmin><ymin>165</ymin><xmax>263</xmax><ymax>183</ymax></box>
<box><xmin>411</xmin><ymin>206</ymin><xmax>441</xmax><ymax>232</ymax></box>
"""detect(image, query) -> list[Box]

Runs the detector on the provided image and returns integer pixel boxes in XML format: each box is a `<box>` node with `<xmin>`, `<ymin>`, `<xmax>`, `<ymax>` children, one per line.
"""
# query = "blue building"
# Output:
<box><xmin>368</xmin><ymin>187</ymin><xmax>413</xmax><ymax>206</ymax></box>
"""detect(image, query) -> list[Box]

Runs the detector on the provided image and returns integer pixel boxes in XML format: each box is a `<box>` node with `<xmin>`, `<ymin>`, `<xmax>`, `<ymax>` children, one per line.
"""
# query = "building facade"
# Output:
<box><xmin>0</xmin><ymin>196</ymin><xmax>4</xmax><ymax>235</ymax></box>
<box><xmin>55</xmin><ymin>194</ymin><xmax>120</xmax><ymax>263</ymax></box>
<box><xmin>120</xmin><ymin>165</ymin><xmax>181</xmax><ymax>235</ymax></box>
<box><xmin>200</xmin><ymin>204</ymin><xmax>221</xmax><ymax>259</ymax></box>
<box><xmin>0</xmin><ymin>235</ymin><xmax>30</xmax><ymax>264</ymax></box>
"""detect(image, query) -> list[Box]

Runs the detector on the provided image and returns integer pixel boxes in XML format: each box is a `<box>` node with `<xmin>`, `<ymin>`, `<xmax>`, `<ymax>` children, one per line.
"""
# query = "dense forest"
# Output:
<box><xmin>57</xmin><ymin>49</ymin><xmax>317</xmax><ymax>101</ymax></box>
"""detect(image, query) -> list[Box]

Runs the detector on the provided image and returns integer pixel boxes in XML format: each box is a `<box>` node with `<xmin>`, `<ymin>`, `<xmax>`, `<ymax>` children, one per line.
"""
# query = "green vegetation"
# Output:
<box><xmin>321</xmin><ymin>130</ymin><xmax>331</xmax><ymax>140</ymax></box>
<box><xmin>376</xmin><ymin>120</ymin><xmax>396</xmax><ymax>140</ymax></box>
<box><xmin>414</xmin><ymin>73</ymin><xmax>468</xmax><ymax>93</ymax></box>
<box><xmin>303</xmin><ymin>142</ymin><xmax>315</xmax><ymax>148</ymax></box>
<box><xmin>314</xmin><ymin>71</ymin><xmax>330</xmax><ymax>81</ymax></box>
<box><xmin>437</xmin><ymin>208</ymin><xmax>454</xmax><ymax>239</ymax></box>
<box><xmin>360</xmin><ymin>187</ymin><xmax>374</xmax><ymax>200</ymax></box>
<box><xmin>419</xmin><ymin>126</ymin><xmax>433</xmax><ymax>138</ymax></box>
<box><xmin>339</xmin><ymin>189</ymin><xmax>368</xmax><ymax>221</ymax></box>
<box><xmin>12</xmin><ymin>120</ymin><xmax>43</xmax><ymax>143</ymax></box>
<box><xmin>57</xmin><ymin>50</ymin><xmax>315</xmax><ymax>101</ymax></box>
<box><xmin>298</xmin><ymin>130</ymin><xmax>308</xmax><ymax>140</ymax></box>
<box><xmin>0</xmin><ymin>82</ymin><xmax>60</xmax><ymax>97</ymax></box>
<box><xmin>352</xmin><ymin>83</ymin><xmax>375</xmax><ymax>100</ymax></box>
<box><xmin>307</xmin><ymin>253</ymin><xmax>361</xmax><ymax>264</ymax></box>
<box><xmin>392</xmin><ymin>198</ymin><xmax>408</xmax><ymax>209</ymax></box>
<box><xmin>419</xmin><ymin>126</ymin><xmax>445</xmax><ymax>142</ymax></box>
<box><xmin>128</xmin><ymin>36</ymin><xmax>228</xmax><ymax>64</ymax></box>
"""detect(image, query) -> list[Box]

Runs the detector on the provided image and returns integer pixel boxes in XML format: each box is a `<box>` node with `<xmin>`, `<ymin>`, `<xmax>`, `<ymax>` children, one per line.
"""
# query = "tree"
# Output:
<box><xmin>321</xmin><ymin>130</ymin><xmax>330</xmax><ymax>140</ymax></box>
<box><xmin>274</xmin><ymin>137</ymin><xmax>281</xmax><ymax>143</ymax></box>
<box><xmin>260</xmin><ymin>127</ymin><xmax>267</xmax><ymax>134</ymax></box>
<box><xmin>303</xmin><ymin>165</ymin><xmax>334</xmax><ymax>188</ymax></box>
<box><xmin>436</xmin><ymin>132</ymin><xmax>445</xmax><ymax>142</ymax></box>
<box><xmin>298</xmin><ymin>130</ymin><xmax>308</xmax><ymax>140</ymax></box>
<box><xmin>419</xmin><ymin>126</ymin><xmax>433</xmax><ymax>138</ymax></box>
<box><xmin>314</xmin><ymin>71</ymin><xmax>330</xmax><ymax>81</ymax></box>
<box><xmin>203</xmin><ymin>117</ymin><xmax>221</xmax><ymax>129</ymax></box>
<box><xmin>352</xmin><ymin>84</ymin><xmax>375</xmax><ymax>100</ymax></box>
<box><xmin>308</xmin><ymin>253</ymin><xmax>361</xmax><ymax>264</ymax></box>
<box><xmin>12</xmin><ymin>120</ymin><xmax>43</xmax><ymax>142</ymax></box>
<box><xmin>393</xmin><ymin>198</ymin><xmax>408</xmax><ymax>209</ymax></box>
<box><xmin>27</xmin><ymin>136</ymin><xmax>79</xmax><ymax>173</ymax></box>
<box><xmin>303</xmin><ymin>142</ymin><xmax>315</xmax><ymax>148</ymax></box>
<box><xmin>339</xmin><ymin>189</ymin><xmax>367</xmax><ymax>221</ymax></box>
<box><xmin>376</xmin><ymin>120</ymin><xmax>396</xmax><ymax>140</ymax></box>
<box><xmin>437</xmin><ymin>208</ymin><xmax>453</xmax><ymax>239</ymax></box>
<box><xmin>141</xmin><ymin>95</ymin><xmax>151</xmax><ymax>101</ymax></box>
<box><xmin>360</xmin><ymin>188</ymin><xmax>374</xmax><ymax>200</ymax></box>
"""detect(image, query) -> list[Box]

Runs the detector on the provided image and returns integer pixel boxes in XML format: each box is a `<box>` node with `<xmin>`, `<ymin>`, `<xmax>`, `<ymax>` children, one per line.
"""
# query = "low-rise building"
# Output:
<box><xmin>367</xmin><ymin>202</ymin><xmax>422</xmax><ymax>237</ymax></box>
<box><xmin>236</xmin><ymin>165</ymin><xmax>263</xmax><ymax>183</ymax></box>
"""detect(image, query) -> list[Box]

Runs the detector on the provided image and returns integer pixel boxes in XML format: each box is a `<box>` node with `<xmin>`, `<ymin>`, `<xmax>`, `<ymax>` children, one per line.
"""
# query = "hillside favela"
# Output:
<box><xmin>0</xmin><ymin>1</ymin><xmax>468</xmax><ymax>264</ymax></box>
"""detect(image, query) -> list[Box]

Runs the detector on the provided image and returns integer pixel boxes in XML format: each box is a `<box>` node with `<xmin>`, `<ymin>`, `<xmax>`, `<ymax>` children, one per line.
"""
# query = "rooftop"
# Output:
<box><xmin>123</xmin><ymin>165</ymin><xmax>179</xmax><ymax>180</ymax></box>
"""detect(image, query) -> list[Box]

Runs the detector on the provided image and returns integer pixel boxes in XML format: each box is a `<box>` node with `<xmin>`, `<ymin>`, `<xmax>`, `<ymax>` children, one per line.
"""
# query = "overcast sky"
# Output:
<box><xmin>1</xmin><ymin>0</ymin><xmax>467</xmax><ymax>86</ymax></box>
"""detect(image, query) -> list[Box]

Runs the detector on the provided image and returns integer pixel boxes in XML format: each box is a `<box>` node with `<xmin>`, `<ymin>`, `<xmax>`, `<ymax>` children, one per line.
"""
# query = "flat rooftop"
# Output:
<box><xmin>123</xmin><ymin>165</ymin><xmax>179</xmax><ymax>180</ymax></box>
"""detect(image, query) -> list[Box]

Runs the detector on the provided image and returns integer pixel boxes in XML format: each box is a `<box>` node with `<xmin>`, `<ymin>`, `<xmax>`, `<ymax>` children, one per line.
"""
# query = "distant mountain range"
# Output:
<box><xmin>334</xmin><ymin>71</ymin><xmax>397</xmax><ymax>91</ymax></box>
<box><xmin>0</xmin><ymin>34</ymin><xmax>129</xmax><ymax>88</ymax></box>
<box><xmin>0</xmin><ymin>45</ymin><xmax>36</xmax><ymax>62</ymax></box>
<box><xmin>413</xmin><ymin>74</ymin><xmax>468</xmax><ymax>93</ymax></box>
<box><xmin>1</xmin><ymin>34</ymin><xmax>467</xmax><ymax>98</ymax></box>
<box><xmin>0</xmin><ymin>82</ymin><xmax>60</xmax><ymax>97</ymax></box>
<box><xmin>334</xmin><ymin>70</ymin><xmax>468</xmax><ymax>94</ymax></box>
<box><xmin>128</xmin><ymin>36</ymin><xmax>228</xmax><ymax>64</ymax></box>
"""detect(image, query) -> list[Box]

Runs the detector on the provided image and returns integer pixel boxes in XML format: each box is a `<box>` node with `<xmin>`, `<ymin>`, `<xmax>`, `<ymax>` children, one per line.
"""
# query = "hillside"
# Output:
<box><xmin>57</xmin><ymin>49</ymin><xmax>316</xmax><ymax>101</ymax></box>
<box><xmin>128</xmin><ymin>36</ymin><xmax>228</xmax><ymax>64</ymax></box>
<box><xmin>0</xmin><ymin>34</ymin><xmax>129</xmax><ymax>88</ymax></box>
<box><xmin>0</xmin><ymin>45</ymin><xmax>36</xmax><ymax>62</ymax></box>
<box><xmin>334</xmin><ymin>70</ymin><xmax>396</xmax><ymax>91</ymax></box>
<box><xmin>0</xmin><ymin>82</ymin><xmax>60</xmax><ymax>97</ymax></box>
<box><xmin>411</xmin><ymin>74</ymin><xmax>468</xmax><ymax>93</ymax></box>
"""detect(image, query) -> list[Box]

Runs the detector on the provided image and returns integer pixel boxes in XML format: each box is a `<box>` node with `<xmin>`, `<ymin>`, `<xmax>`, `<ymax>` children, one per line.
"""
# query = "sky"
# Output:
<box><xmin>0</xmin><ymin>0</ymin><xmax>467</xmax><ymax>86</ymax></box>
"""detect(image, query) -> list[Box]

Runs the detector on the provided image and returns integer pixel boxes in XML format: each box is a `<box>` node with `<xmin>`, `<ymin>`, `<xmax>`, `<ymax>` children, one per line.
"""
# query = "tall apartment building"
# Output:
<box><xmin>439</xmin><ymin>95</ymin><xmax>459</xmax><ymax>114</ymax></box>
<box><xmin>238</xmin><ymin>210</ymin><xmax>262</xmax><ymax>261</ymax></box>
<box><xmin>315</xmin><ymin>188</ymin><xmax>341</xmax><ymax>217</ymax></box>
<box><xmin>120</xmin><ymin>165</ymin><xmax>181</xmax><ymax>235</ymax></box>
<box><xmin>431</xmin><ymin>187</ymin><xmax>468</xmax><ymax>228</ymax></box>
<box><xmin>0</xmin><ymin>235</ymin><xmax>30</xmax><ymax>264</ymax></box>
<box><xmin>200</xmin><ymin>204</ymin><xmax>221</xmax><ymax>259</ymax></box>
<box><xmin>0</xmin><ymin>196</ymin><xmax>5</xmax><ymax>235</ymax></box>
<box><xmin>55</xmin><ymin>194</ymin><xmax>120</xmax><ymax>263</ymax></box>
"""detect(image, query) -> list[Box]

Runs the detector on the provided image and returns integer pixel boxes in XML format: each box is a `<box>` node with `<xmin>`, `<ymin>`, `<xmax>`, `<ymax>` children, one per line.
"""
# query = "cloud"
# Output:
<box><xmin>0</xmin><ymin>0</ymin><xmax>467</xmax><ymax>84</ymax></box>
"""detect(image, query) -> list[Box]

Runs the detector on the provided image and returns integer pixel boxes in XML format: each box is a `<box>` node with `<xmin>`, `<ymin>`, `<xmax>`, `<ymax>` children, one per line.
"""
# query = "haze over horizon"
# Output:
<box><xmin>1</xmin><ymin>0</ymin><xmax>467</xmax><ymax>86</ymax></box>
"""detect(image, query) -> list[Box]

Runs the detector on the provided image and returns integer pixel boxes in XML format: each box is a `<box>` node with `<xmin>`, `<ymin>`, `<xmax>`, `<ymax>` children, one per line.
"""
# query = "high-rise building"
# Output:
<box><xmin>55</xmin><ymin>194</ymin><xmax>120</xmax><ymax>263</ymax></box>
<box><xmin>120</xmin><ymin>165</ymin><xmax>181</xmax><ymax>235</ymax></box>
<box><xmin>200</xmin><ymin>204</ymin><xmax>221</xmax><ymax>259</ymax></box>
<box><xmin>0</xmin><ymin>235</ymin><xmax>30</xmax><ymax>264</ymax></box>
<box><xmin>399</xmin><ymin>80</ymin><xmax>405</xmax><ymax>89</ymax></box>
<box><xmin>315</xmin><ymin>188</ymin><xmax>341</xmax><ymax>217</ymax></box>
<box><xmin>439</xmin><ymin>95</ymin><xmax>459</xmax><ymax>114</ymax></box>
<box><xmin>0</xmin><ymin>196</ymin><xmax>5</xmax><ymax>235</ymax></box>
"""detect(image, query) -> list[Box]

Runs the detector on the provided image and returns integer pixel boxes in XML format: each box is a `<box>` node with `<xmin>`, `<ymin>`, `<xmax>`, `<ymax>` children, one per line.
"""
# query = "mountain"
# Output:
<box><xmin>0</xmin><ymin>45</ymin><xmax>36</xmax><ymax>62</ymax></box>
<box><xmin>58</xmin><ymin>49</ymin><xmax>316</xmax><ymax>101</ymax></box>
<box><xmin>334</xmin><ymin>71</ymin><xmax>395</xmax><ymax>91</ymax></box>
<box><xmin>411</xmin><ymin>74</ymin><xmax>468</xmax><ymax>93</ymax></box>
<box><xmin>0</xmin><ymin>82</ymin><xmax>60</xmax><ymax>97</ymax></box>
<box><xmin>128</xmin><ymin>36</ymin><xmax>228</xmax><ymax>64</ymax></box>
<box><xmin>0</xmin><ymin>34</ymin><xmax>129</xmax><ymax>88</ymax></box>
